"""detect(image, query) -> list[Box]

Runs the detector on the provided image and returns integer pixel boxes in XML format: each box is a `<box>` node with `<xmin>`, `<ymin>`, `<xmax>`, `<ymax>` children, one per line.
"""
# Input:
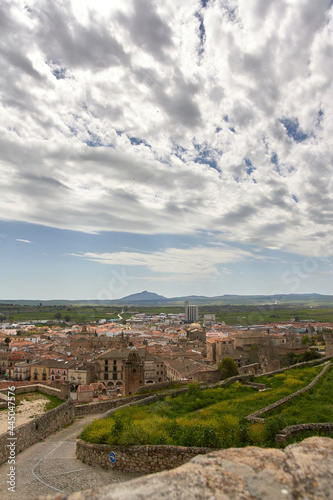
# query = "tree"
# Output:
<box><xmin>301</xmin><ymin>334</ymin><xmax>310</xmax><ymax>346</ymax></box>
<box><xmin>54</xmin><ymin>312</ymin><xmax>62</xmax><ymax>320</ymax></box>
<box><xmin>218</xmin><ymin>357</ymin><xmax>239</xmax><ymax>380</ymax></box>
<box><xmin>64</xmin><ymin>315</ymin><xmax>71</xmax><ymax>322</ymax></box>
<box><xmin>249</xmin><ymin>344</ymin><xmax>260</xmax><ymax>364</ymax></box>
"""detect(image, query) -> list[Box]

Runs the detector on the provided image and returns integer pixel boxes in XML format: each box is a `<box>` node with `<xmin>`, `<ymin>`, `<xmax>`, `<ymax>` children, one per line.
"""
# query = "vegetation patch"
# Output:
<box><xmin>264</xmin><ymin>365</ymin><xmax>333</xmax><ymax>425</ymax></box>
<box><xmin>80</xmin><ymin>364</ymin><xmax>329</xmax><ymax>449</ymax></box>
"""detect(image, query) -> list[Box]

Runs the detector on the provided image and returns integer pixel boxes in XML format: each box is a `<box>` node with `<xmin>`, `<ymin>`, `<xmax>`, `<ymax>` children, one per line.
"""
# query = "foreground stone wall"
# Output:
<box><xmin>76</xmin><ymin>440</ymin><xmax>214</xmax><ymax>474</ymax></box>
<box><xmin>48</xmin><ymin>437</ymin><xmax>333</xmax><ymax>500</ymax></box>
<box><xmin>0</xmin><ymin>398</ymin><xmax>74</xmax><ymax>465</ymax></box>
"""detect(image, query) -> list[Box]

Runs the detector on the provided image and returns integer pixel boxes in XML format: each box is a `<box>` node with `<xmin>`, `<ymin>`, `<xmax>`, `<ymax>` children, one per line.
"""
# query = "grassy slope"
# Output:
<box><xmin>80</xmin><ymin>364</ymin><xmax>332</xmax><ymax>449</ymax></box>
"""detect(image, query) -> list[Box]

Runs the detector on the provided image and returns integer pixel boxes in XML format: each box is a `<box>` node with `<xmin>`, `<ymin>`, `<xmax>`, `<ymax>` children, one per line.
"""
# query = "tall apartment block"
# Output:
<box><xmin>185</xmin><ymin>300</ymin><xmax>199</xmax><ymax>323</ymax></box>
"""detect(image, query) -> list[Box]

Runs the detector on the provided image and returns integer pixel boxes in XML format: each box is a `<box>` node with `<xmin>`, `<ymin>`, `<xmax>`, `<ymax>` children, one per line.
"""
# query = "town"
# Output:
<box><xmin>1</xmin><ymin>301</ymin><xmax>332</xmax><ymax>402</ymax></box>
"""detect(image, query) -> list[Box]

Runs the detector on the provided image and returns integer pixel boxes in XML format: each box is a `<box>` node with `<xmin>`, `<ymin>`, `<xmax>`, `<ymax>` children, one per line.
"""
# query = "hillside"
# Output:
<box><xmin>1</xmin><ymin>292</ymin><xmax>333</xmax><ymax>307</ymax></box>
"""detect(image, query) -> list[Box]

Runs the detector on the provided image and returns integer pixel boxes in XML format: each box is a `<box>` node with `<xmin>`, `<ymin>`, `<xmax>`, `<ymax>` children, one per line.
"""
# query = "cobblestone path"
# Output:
<box><xmin>0</xmin><ymin>413</ymin><xmax>142</xmax><ymax>500</ymax></box>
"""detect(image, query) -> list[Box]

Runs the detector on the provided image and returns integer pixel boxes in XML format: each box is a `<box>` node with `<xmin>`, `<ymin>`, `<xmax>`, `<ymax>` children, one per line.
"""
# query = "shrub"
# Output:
<box><xmin>264</xmin><ymin>415</ymin><xmax>286</xmax><ymax>445</ymax></box>
<box><xmin>217</xmin><ymin>414</ymin><xmax>240</xmax><ymax>448</ymax></box>
<box><xmin>248</xmin><ymin>422</ymin><xmax>266</xmax><ymax>446</ymax></box>
<box><xmin>218</xmin><ymin>357</ymin><xmax>239</xmax><ymax>380</ymax></box>
<box><xmin>187</xmin><ymin>383</ymin><xmax>201</xmax><ymax>398</ymax></box>
<box><xmin>80</xmin><ymin>419</ymin><xmax>115</xmax><ymax>444</ymax></box>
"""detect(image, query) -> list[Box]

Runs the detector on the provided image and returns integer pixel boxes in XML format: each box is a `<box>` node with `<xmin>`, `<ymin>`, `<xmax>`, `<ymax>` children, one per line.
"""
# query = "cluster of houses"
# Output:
<box><xmin>0</xmin><ymin>312</ymin><xmax>331</xmax><ymax>401</ymax></box>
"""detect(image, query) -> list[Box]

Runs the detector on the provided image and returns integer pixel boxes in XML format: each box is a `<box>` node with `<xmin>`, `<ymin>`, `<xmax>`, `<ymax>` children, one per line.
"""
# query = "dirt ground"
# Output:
<box><xmin>0</xmin><ymin>395</ymin><xmax>49</xmax><ymax>434</ymax></box>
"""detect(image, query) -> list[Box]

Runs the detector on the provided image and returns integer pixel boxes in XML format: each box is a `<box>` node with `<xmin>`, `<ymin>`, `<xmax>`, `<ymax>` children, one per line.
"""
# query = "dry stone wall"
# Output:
<box><xmin>76</xmin><ymin>440</ymin><xmax>214</xmax><ymax>474</ymax></box>
<box><xmin>275</xmin><ymin>423</ymin><xmax>333</xmax><ymax>443</ymax></box>
<box><xmin>0</xmin><ymin>398</ymin><xmax>74</xmax><ymax>465</ymax></box>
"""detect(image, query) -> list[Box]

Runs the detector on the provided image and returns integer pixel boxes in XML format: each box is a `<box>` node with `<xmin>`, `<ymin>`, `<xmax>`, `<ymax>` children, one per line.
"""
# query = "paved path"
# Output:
<box><xmin>0</xmin><ymin>414</ymin><xmax>141</xmax><ymax>500</ymax></box>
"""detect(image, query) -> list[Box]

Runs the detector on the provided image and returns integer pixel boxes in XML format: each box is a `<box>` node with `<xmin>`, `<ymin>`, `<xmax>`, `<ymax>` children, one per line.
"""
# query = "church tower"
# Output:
<box><xmin>122</xmin><ymin>351</ymin><xmax>144</xmax><ymax>396</ymax></box>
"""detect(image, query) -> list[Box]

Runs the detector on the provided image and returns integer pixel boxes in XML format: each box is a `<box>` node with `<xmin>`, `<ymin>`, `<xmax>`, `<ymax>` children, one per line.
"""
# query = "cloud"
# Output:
<box><xmin>0</xmin><ymin>0</ymin><xmax>332</xmax><ymax>259</ymax></box>
<box><xmin>71</xmin><ymin>244</ymin><xmax>258</xmax><ymax>277</ymax></box>
<box><xmin>16</xmin><ymin>239</ymin><xmax>32</xmax><ymax>244</ymax></box>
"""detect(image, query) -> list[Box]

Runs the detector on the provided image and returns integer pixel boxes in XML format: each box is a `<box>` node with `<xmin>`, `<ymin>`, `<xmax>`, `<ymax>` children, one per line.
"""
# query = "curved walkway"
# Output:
<box><xmin>0</xmin><ymin>413</ymin><xmax>142</xmax><ymax>500</ymax></box>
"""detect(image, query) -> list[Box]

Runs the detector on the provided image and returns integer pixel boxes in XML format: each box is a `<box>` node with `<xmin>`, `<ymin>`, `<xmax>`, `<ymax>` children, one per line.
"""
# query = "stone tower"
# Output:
<box><xmin>122</xmin><ymin>350</ymin><xmax>144</xmax><ymax>396</ymax></box>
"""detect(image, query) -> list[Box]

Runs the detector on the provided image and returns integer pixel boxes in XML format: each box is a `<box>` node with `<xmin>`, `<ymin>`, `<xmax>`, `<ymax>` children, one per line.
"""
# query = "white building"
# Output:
<box><xmin>185</xmin><ymin>301</ymin><xmax>199</xmax><ymax>323</ymax></box>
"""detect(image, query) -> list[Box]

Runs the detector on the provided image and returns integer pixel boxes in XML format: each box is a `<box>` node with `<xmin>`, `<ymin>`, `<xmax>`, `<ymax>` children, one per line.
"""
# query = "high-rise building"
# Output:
<box><xmin>185</xmin><ymin>301</ymin><xmax>199</xmax><ymax>323</ymax></box>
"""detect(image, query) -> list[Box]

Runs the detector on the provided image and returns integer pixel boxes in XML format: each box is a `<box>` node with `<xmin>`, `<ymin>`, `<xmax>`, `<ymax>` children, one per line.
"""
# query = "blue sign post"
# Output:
<box><xmin>109</xmin><ymin>451</ymin><xmax>116</xmax><ymax>464</ymax></box>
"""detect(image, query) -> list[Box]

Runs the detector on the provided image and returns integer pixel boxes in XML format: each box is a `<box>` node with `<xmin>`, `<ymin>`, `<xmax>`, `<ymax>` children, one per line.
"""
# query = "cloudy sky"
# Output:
<box><xmin>0</xmin><ymin>0</ymin><xmax>332</xmax><ymax>300</ymax></box>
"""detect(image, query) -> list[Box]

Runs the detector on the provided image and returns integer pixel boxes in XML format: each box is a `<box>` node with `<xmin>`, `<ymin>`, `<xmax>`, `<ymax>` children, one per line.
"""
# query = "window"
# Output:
<box><xmin>63</xmin><ymin>370</ymin><xmax>66</xmax><ymax>375</ymax></box>
<box><xmin>113</xmin><ymin>360</ymin><xmax>117</xmax><ymax>365</ymax></box>
<box><xmin>113</xmin><ymin>373</ymin><xmax>117</xmax><ymax>380</ymax></box>
<box><xmin>104</xmin><ymin>374</ymin><xmax>108</xmax><ymax>380</ymax></box>
<box><xmin>51</xmin><ymin>369</ymin><xmax>54</xmax><ymax>374</ymax></box>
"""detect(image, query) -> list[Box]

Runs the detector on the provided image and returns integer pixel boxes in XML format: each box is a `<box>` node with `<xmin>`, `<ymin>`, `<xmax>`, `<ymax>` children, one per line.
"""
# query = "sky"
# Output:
<box><xmin>0</xmin><ymin>0</ymin><xmax>332</xmax><ymax>301</ymax></box>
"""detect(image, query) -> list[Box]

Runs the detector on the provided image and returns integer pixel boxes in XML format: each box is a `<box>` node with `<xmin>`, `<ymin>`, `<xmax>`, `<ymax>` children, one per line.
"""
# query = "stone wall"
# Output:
<box><xmin>74</xmin><ymin>394</ymin><xmax>150</xmax><ymax>416</ymax></box>
<box><xmin>0</xmin><ymin>398</ymin><xmax>75</xmax><ymax>465</ymax></box>
<box><xmin>76</xmin><ymin>440</ymin><xmax>214</xmax><ymax>474</ymax></box>
<box><xmin>136</xmin><ymin>380</ymin><xmax>186</xmax><ymax>394</ymax></box>
<box><xmin>246</xmin><ymin>363</ymin><xmax>332</xmax><ymax>423</ymax></box>
<box><xmin>275</xmin><ymin>423</ymin><xmax>333</xmax><ymax>443</ymax></box>
<box><xmin>242</xmin><ymin>381</ymin><xmax>267</xmax><ymax>390</ymax></box>
<box><xmin>0</xmin><ymin>383</ymin><xmax>63</xmax><ymax>399</ymax></box>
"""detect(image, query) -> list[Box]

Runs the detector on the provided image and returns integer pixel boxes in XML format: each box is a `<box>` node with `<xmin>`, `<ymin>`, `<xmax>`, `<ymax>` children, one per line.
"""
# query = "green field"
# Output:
<box><xmin>0</xmin><ymin>304</ymin><xmax>124</xmax><ymax>324</ymax></box>
<box><xmin>80</xmin><ymin>363</ymin><xmax>332</xmax><ymax>449</ymax></box>
<box><xmin>1</xmin><ymin>303</ymin><xmax>332</xmax><ymax>326</ymax></box>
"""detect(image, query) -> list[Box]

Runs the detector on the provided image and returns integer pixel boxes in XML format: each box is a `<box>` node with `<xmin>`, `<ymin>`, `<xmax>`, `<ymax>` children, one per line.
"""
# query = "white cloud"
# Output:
<box><xmin>72</xmin><ymin>244</ymin><xmax>258</xmax><ymax>277</ymax></box>
<box><xmin>0</xmin><ymin>0</ymin><xmax>332</xmax><ymax>258</ymax></box>
<box><xmin>16</xmin><ymin>238</ymin><xmax>33</xmax><ymax>244</ymax></box>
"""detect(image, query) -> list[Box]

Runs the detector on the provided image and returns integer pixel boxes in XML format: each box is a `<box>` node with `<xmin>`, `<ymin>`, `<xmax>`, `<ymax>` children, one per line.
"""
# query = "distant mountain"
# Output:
<box><xmin>1</xmin><ymin>292</ymin><xmax>333</xmax><ymax>307</ymax></box>
<box><xmin>114</xmin><ymin>291</ymin><xmax>168</xmax><ymax>303</ymax></box>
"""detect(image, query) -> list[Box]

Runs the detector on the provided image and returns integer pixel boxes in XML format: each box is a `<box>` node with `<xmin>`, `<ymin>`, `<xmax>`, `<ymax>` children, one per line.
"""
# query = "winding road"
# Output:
<box><xmin>0</xmin><ymin>413</ymin><xmax>141</xmax><ymax>500</ymax></box>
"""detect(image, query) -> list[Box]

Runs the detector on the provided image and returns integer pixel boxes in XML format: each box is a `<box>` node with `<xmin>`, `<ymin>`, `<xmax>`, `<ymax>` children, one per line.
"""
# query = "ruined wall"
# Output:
<box><xmin>0</xmin><ymin>383</ymin><xmax>63</xmax><ymax>399</ymax></box>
